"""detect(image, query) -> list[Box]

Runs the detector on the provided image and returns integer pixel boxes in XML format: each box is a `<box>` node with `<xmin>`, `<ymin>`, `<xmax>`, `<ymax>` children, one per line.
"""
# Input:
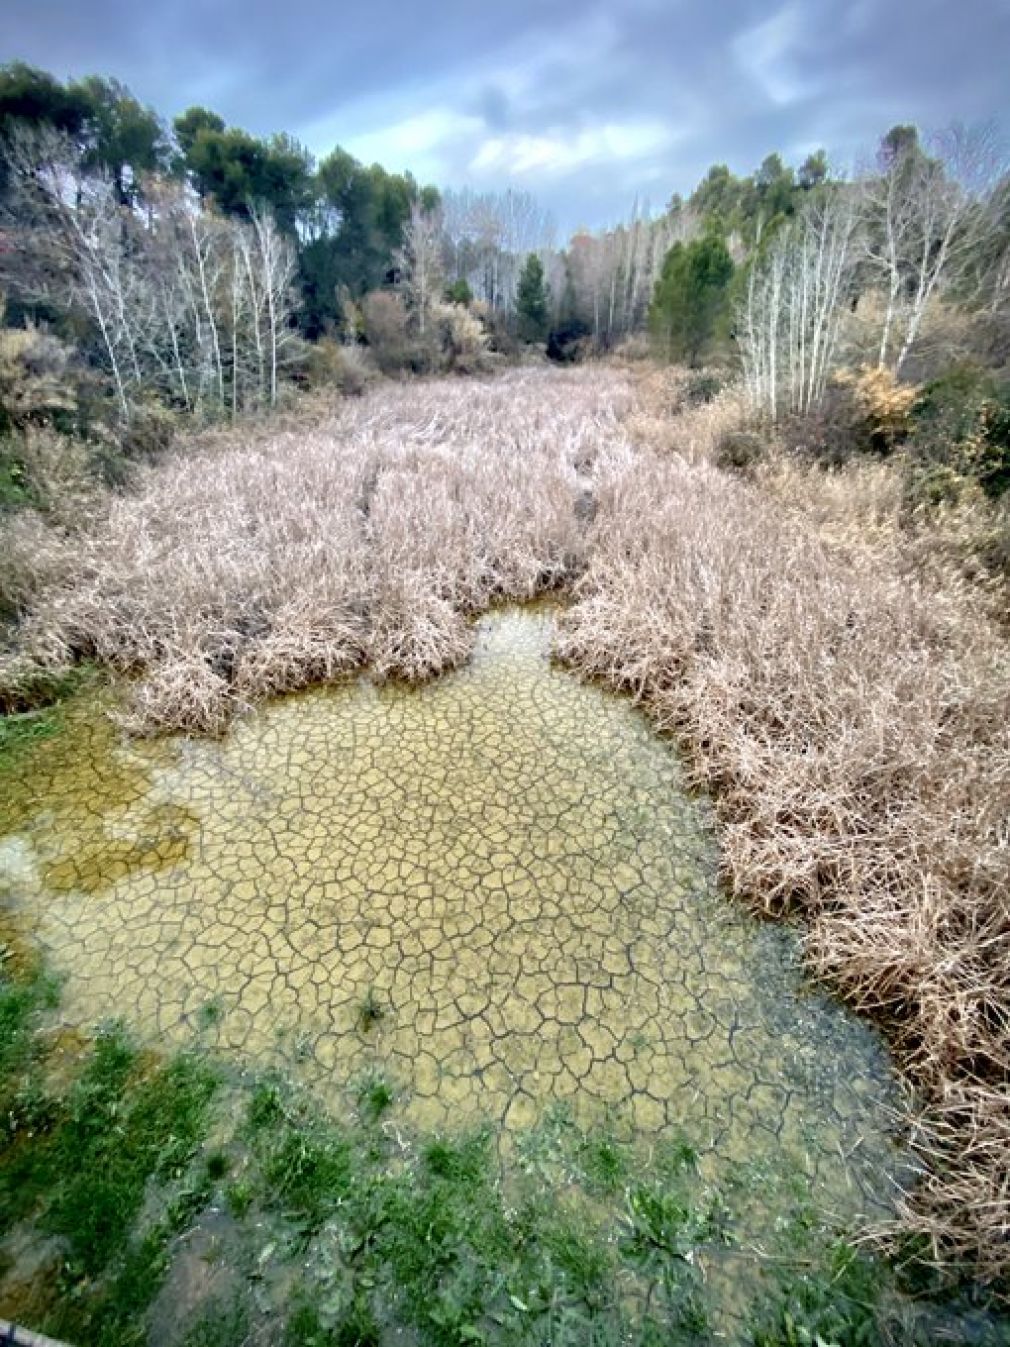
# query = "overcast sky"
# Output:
<box><xmin>6</xmin><ymin>0</ymin><xmax>1010</xmax><ymax>230</ymax></box>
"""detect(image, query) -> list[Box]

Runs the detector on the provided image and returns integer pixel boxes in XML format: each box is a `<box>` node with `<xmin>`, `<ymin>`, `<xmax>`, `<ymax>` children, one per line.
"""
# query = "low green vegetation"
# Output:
<box><xmin>0</xmin><ymin>705</ymin><xmax>61</xmax><ymax>769</ymax></box>
<box><xmin>0</xmin><ymin>958</ymin><xmax>219</xmax><ymax>1343</ymax></box>
<box><xmin>0</xmin><ymin>663</ymin><xmax>93</xmax><ymax>764</ymax></box>
<box><xmin>356</xmin><ymin>984</ymin><xmax>385</xmax><ymax>1032</ymax></box>
<box><xmin>0</xmin><ymin>949</ymin><xmax>1003</xmax><ymax>1345</ymax></box>
<box><xmin>906</xmin><ymin>364</ymin><xmax>1010</xmax><ymax>506</ymax></box>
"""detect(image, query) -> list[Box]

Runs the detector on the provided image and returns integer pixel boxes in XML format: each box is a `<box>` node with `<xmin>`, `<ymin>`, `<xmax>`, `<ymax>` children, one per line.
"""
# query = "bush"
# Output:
<box><xmin>908</xmin><ymin>365</ymin><xmax>1010</xmax><ymax>502</ymax></box>
<box><xmin>0</xmin><ymin>427</ymin><xmax>95</xmax><ymax>522</ymax></box>
<box><xmin>547</xmin><ymin>321</ymin><xmax>592</xmax><ymax>364</ymax></box>
<box><xmin>0</xmin><ymin>509</ymin><xmax>71</xmax><ymax>627</ymax></box>
<box><xmin>784</xmin><ymin>365</ymin><xmax>919</xmax><ymax>464</ymax></box>
<box><xmin>0</xmin><ymin>439</ymin><xmax>34</xmax><ymax>511</ymax></box>
<box><xmin>684</xmin><ymin>371</ymin><xmax>725</xmax><ymax>406</ymax></box>
<box><xmin>0</xmin><ymin>322</ymin><xmax>78</xmax><ymax>436</ymax></box>
<box><xmin>301</xmin><ymin>338</ymin><xmax>377</xmax><ymax>396</ymax></box>
<box><xmin>714</xmin><ymin>428</ymin><xmax>765</xmax><ymax>473</ymax></box>
<box><xmin>362</xmin><ymin>291</ymin><xmax>418</xmax><ymax>374</ymax></box>
<box><xmin>444</xmin><ymin>279</ymin><xmax>472</xmax><ymax>306</ymax></box>
<box><xmin>611</xmin><ymin>333</ymin><xmax>652</xmax><ymax>362</ymax></box>
<box><xmin>432</xmin><ymin>301</ymin><xmax>490</xmax><ymax>375</ymax></box>
<box><xmin>120</xmin><ymin>399</ymin><xmax>180</xmax><ymax>462</ymax></box>
<box><xmin>477</xmin><ymin>302</ymin><xmax>521</xmax><ymax>358</ymax></box>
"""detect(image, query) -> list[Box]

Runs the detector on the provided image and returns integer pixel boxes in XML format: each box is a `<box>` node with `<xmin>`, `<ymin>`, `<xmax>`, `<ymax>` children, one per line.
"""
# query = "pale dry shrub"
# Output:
<box><xmin>757</xmin><ymin>453</ymin><xmax>906</xmax><ymax>555</ymax></box>
<box><xmin>15</xmin><ymin>367</ymin><xmax>627</xmax><ymax>730</ymax></box>
<box><xmin>431</xmin><ymin>301</ymin><xmax>491</xmax><ymax>374</ymax></box>
<box><xmin>756</xmin><ymin>449</ymin><xmax>1010</xmax><ymax>625</ymax></box>
<box><xmin>14</xmin><ymin>427</ymin><xmax>98</xmax><ymax>523</ymax></box>
<box><xmin>611</xmin><ymin>333</ymin><xmax>652</xmax><ymax>362</ymax></box>
<box><xmin>117</xmin><ymin>655</ymin><xmax>235</xmax><ymax>735</ymax></box>
<box><xmin>0</xmin><ymin>508</ymin><xmax>75</xmax><ymax>620</ymax></box>
<box><xmin>362</xmin><ymin>290</ymin><xmax>414</xmax><ymax>373</ymax></box>
<box><xmin>332</xmin><ymin>342</ymin><xmax>377</xmax><ymax>396</ymax></box>
<box><xmin>625</xmin><ymin>364</ymin><xmax>746</xmax><ymax>462</ymax></box>
<box><xmin>557</xmin><ymin>426</ymin><xmax>1010</xmax><ymax>1283</ymax></box>
<box><xmin>303</xmin><ymin>339</ymin><xmax>378</xmax><ymax>397</ymax></box>
<box><xmin>0</xmin><ymin>323</ymin><xmax>77</xmax><ymax>430</ymax></box>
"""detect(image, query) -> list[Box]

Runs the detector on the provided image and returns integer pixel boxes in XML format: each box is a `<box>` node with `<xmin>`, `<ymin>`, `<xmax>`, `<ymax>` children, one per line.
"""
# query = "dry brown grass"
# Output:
<box><xmin>8</xmin><ymin>368</ymin><xmax>624</xmax><ymax>730</ymax></box>
<box><xmin>619</xmin><ymin>363</ymin><xmax>748</xmax><ymax>464</ymax></box>
<box><xmin>557</xmin><ymin>369</ymin><xmax>1010</xmax><ymax>1285</ymax></box>
<box><xmin>4</xmin><ymin>358</ymin><xmax>1009</xmax><ymax>1286</ymax></box>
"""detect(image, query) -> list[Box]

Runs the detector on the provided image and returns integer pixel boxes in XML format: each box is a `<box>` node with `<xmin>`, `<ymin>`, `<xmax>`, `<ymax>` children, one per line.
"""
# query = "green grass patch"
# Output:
<box><xmin>1</xmin><ymin>960</ymin><xmax>1003</xmax><ymax>1346</ymax></box>
<box><xmin>240</xmin><ymin>1093</ymin><xmax>719</xmax><ymax>1345</ymax></box>
<box><xmin>0</xmin><ymin>956</ymin><xmax>219</xmax><ymax>1345</ymax></box>
<box><xmin>0</xmin><ymin>662</ymin><xmax>96</xmax><ymax>767</ymax></box>
<box><xmin>0</xmin><ymin>1021</ymin><xmax>218</xmax><ymax>1275</ymax></box>
<box><xmin>357</xmin><ymin>1072</ymin><xmax>394</xmax><ymax>1122</ymax></box>
<box><xmin>0</xmin><ymin>957</ymin><xmax>59</xmax><ymax>1081</ymax></box>
<box><xmin>749</xmin><ymin>1239</ymin><xmax>885</xmax><ymax>1346</ymax></box>
<box><xmin>0</xmin><ymin>705</ymin><xmax>61</xmax><ymax>769</ymax></box>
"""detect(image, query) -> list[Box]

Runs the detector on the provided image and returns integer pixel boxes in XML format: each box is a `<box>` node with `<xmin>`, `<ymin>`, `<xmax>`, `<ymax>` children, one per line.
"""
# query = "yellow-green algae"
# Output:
<box><xmin>0</xmin><ymin>607</ymin><xmax>902</xmax><ymax>1220</ymax></box>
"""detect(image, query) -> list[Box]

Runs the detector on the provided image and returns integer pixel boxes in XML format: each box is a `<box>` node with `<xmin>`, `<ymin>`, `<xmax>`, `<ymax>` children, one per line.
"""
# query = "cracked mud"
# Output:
<box><xmin>0</xmin><ymin>607</ymin><xmax>900</xmax><ymax>1214</ymax></box>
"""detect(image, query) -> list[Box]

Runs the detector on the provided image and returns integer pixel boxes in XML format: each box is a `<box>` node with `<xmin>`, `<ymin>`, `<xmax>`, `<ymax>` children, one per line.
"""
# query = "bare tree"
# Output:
<box><xmin>1</xmin><ymin>126</ymin><xmax>298</xmax><ymax>419</ymax></box>
<box><xmin>246</xmin><ymin>205</ymin><xmax>298</xmax><ymax>406</ymax></box>
<box><xmin>1</xmin><ymin>125</ymin><xmax>143</xmax><ymax>419</ymax></box>
<box><xmin>439</xmin><ymin>187</ymin><xmax>556</xmax><ymax>316</ymax></box>
<box><xmin>396</xmin><ymin>201</ymin><xmax>444</xmax><ymax>338</ymax></box>
<box><xmin>738</xmin><ymin>188</ymin><xmax>861</xmax><ymax>419</ymax></box>
<box><xmin>861</xmin><ymin>123</ymin><xmax>1004</xmax><ymax>374</ymax></box>
<box><xmin>557</xmin><ymin>203</ymin><xmax>686</xmax><ymax>349</ymax></box>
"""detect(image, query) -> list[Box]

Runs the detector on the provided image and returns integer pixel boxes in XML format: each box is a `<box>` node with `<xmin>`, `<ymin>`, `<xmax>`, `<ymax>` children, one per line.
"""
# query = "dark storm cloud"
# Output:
<box><xmin>6</xmin><ymin>0</ymin><xmax>1010</xmax><ymax>228</ymax></box>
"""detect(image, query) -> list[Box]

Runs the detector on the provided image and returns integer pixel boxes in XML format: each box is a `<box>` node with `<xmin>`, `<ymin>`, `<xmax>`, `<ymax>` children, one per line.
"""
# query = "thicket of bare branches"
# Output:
<box><xmin>440</xmin><ymin>187</ymin><xmax>556</xmax><ymax>314</ymax></box>
<box><xmin>564</xmin><ymin>205</ymin><xmax>693</xmax><ymax>348</ymax></box>
<box><xmin>0</xmin><ymin>126</ymin><xmax>297</xmax><ymax>421</ymax></box>
<box><xmin>737</xmin><ymin>124</ymin><xmax>1010</xmax><ymax>420</ymax></box>
<box><xmin>738</xmin><ymin>190</ymin><xmax>861</xmax><ymax>419</ymax></box>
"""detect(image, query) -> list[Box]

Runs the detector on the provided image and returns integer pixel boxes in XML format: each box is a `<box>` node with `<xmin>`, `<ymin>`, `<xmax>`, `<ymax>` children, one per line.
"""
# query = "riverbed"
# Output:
<box><xmin>0</xmin><ymin>606</ymin><xmax>902</xmax><ymax>1225</ymax></box>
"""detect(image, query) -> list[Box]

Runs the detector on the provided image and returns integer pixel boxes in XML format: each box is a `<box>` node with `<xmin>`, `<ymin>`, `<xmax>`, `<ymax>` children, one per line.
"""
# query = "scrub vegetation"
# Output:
<box><xmin>558</xmin><ymin>367</ymin><xmax>1010</xmax><ymax>1285</ymax></box>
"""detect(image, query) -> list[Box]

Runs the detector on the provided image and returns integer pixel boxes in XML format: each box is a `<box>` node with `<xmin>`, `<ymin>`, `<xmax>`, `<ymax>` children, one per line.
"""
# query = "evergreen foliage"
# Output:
<box><xmin>649</xmin><ymin>234</ymin><xmax>734</xmax><ymax>365</ymax></box>
<box><xmin>516</xmin><ymin>253</ymin><xmax>549</xmax><ymax>343</ymax></box>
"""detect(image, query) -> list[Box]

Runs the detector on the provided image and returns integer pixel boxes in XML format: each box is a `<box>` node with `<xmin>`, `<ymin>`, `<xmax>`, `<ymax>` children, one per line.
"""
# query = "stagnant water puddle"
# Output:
<box><xmin>1</xmin><ymin>607</ymin><xmax>903</xmax><ymax>1227</ymax></box>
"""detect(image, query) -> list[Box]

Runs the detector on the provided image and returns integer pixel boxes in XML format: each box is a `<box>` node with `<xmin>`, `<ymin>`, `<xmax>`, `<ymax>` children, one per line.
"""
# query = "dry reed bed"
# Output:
<box><xmin>8</xmin><ymin>368</ymin><xmax>627</xmax><ymax>731</ymax></box>
<box><xmin>556</xmin><ymin>386</ymin><xmax>1010</xmax><ymax>1284</ymax></box>
<box><xmin>3</xmin><ymin>362</ymin><xmax>1009</xmax><ymax>1284</ymax></box>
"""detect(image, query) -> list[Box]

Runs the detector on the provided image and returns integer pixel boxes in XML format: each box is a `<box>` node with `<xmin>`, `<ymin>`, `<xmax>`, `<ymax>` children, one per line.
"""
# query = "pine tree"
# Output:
<box><xmin>516</xmin><ymin>253</ymin><xmax>549</xmax><ymax>343</ymax></box>
<box><xmin>648</xmin><ymin>234</ymin><xmax>733</xmax><ymax>365</ymax></box>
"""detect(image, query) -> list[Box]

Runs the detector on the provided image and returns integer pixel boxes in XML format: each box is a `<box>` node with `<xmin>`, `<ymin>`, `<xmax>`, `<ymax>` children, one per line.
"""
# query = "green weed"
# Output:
<box><xmin>749</xmin><ymin>1239</ymin><xmax>884</xmax><ymax>1346</ymax></box>
<box><xmin>357</xmin><ymin>1072</ymin><xmax>394</xmax><ymax>1122</ymax></box>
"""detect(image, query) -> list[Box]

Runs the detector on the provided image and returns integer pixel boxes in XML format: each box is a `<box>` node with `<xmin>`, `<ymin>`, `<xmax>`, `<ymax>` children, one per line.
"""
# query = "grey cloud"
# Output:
<box><xmin>5</xmin><ymin>0</ymin><xmax>1009</xmax><ymax>228</ymax></box>
<box><xmin>476</xmin><ymin>85</ymin><xmax>512</xmax><ymax>133</ymax></box>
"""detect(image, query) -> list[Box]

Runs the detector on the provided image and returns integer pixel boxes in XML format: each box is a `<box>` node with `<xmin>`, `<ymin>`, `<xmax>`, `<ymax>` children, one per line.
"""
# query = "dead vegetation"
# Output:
<box><xmin>557</xmin><ymin>365</ymin><xmax>1010</xmax><ymax>1286</ymax></box>
<box><xmin>3</xmin><ymin>368</ymin><xmax>621</xmax><ymax>731</ymax></box>
<box><xmin>2</xmin><ymin>361</ymin><xmax>1008</xmax><ymax>1288</ymax></box>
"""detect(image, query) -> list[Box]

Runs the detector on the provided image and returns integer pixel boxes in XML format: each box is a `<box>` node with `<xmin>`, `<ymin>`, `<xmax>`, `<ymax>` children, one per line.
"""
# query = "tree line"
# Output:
<box><xmin>2</xmin><ymin>60</ymin><xmax>1008</xmax><ymax>442</ymax></box>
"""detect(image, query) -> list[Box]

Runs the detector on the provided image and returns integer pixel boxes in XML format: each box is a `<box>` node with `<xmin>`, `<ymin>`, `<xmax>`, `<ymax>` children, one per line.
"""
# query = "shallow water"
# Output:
<box><xmin>1</xmin><ymin>607</ymin><xmax>901</xmax><ymax>1219</ymax></box>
